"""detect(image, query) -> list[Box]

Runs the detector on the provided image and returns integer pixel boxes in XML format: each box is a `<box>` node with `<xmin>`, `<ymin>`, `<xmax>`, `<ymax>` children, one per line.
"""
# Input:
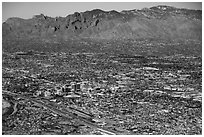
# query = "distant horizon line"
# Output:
<box><xmin>3</xmin><ymin>4</ymin><xmax>202</xmax><ymax>22</ymax></box>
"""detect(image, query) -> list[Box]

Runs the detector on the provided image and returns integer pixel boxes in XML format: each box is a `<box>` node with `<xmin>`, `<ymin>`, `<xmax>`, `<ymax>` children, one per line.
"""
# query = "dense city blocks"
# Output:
<box><xmin>2</xmin><ymin>48</ymin><xmax>202</xmax><ymax>134</ymax></box>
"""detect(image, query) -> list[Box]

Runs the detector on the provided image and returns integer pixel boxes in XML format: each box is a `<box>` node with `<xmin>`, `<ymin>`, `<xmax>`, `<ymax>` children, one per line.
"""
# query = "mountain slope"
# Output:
<box><xmin>2</xmin><ymin>5</ymin><xmax>202</xmax><ymax>41</ymax></box>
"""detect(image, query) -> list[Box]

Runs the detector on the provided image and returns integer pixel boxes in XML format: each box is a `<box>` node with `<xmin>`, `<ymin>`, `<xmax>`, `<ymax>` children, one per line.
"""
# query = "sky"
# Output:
<box><xmin>2</xmin><ymin>2</ymin><xmax>202</xmax><ymax>22</ymax></box>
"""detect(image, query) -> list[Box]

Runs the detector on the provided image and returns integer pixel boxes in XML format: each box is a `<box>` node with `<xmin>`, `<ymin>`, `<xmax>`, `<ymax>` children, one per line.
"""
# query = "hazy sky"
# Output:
<box><xmin>2</xmin><ymin>2</ymin><xmax>202</xmax><ymax>22</ymax></box>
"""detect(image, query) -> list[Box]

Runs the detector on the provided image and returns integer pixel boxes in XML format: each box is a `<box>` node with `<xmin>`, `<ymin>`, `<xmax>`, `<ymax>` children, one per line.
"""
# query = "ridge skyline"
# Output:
<box><xmin>3</xmin><ymin>2</ymin><xmax>202</xmax><ymax>22</ymax></box>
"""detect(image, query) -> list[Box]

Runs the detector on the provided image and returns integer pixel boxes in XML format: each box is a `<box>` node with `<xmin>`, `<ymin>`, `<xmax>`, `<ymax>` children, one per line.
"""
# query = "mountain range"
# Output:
<box><xmin>2</xmin><ymin>5</ymin><xmax>202</xmax><ymax>41</ymax></box>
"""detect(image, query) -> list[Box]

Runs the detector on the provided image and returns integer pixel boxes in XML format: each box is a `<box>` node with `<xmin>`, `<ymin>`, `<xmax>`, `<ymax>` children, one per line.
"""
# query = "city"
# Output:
<box><xmin>2</xmin><ymin>2</ymin><xmax>202</xmax><ymax>135</ymax></box>
<box><xmin>2</xmin><ymin>47</ymin><xmax>202</xmax><ymax>134</ymax></box>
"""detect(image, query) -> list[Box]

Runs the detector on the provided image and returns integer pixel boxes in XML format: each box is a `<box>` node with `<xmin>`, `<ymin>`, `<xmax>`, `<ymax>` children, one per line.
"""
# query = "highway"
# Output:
<box><xmin>2</xmin><ymin>90</ymin><xmax>122</xmax><ymax>135</ymax></box>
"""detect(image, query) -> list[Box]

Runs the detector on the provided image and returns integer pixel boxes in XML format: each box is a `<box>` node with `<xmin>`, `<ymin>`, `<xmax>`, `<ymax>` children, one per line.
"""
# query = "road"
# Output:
<box><xmin>2</xmin><ymin>90</ymin><xmax>125</xmax><ymax>135</ymax></box>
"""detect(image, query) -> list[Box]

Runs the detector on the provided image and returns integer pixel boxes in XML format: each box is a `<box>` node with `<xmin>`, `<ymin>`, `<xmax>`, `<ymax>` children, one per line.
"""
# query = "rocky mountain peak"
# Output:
<box><xmin>150</xmin><ymin>5</ymin><xmax>176</xmax><ymax>11</ymax></box>
<box><xmin>2</xmin><ymin>6</ymin><xmax>202</xmax><ymax>41</ymax></box>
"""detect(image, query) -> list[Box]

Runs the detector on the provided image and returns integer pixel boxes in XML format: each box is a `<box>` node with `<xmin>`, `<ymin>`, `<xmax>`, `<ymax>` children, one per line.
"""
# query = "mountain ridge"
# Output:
<box><xmin>2</xmin><ymin>5</ymin><xmax>202</xmax><ymax>41</ymax></box>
